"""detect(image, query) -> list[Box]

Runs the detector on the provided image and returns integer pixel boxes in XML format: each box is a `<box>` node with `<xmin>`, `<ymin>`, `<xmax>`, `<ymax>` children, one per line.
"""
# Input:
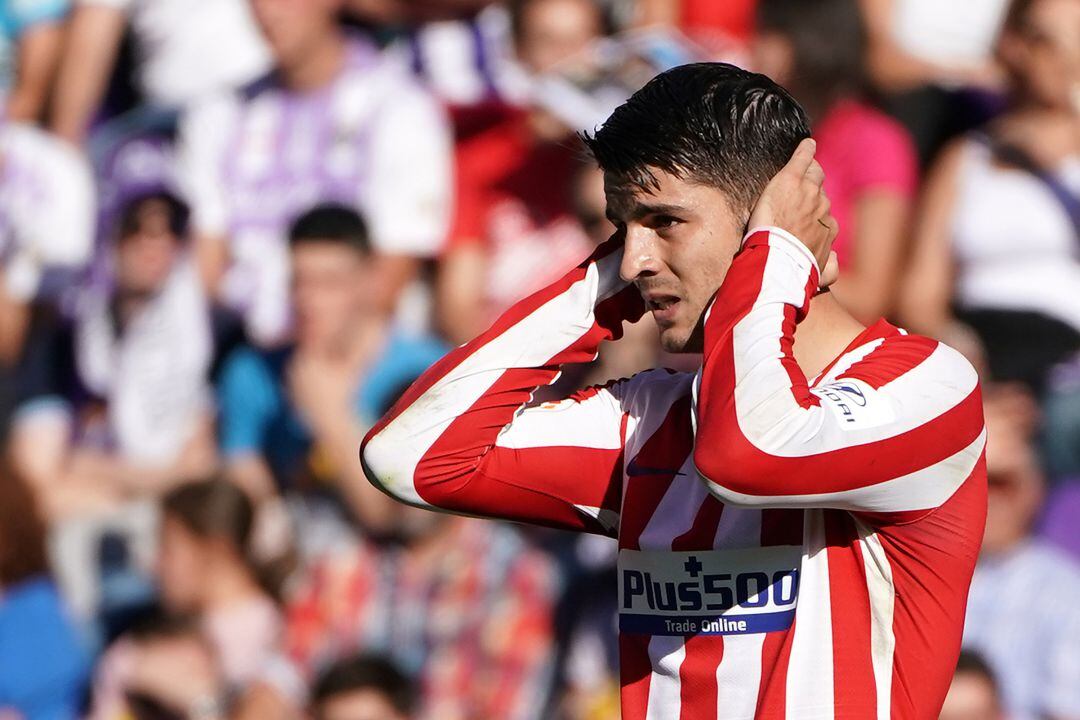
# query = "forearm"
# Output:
<box><xmin>309</xmin><ymin>407</ymin><xmax>398</xmax><ymax>533</ymax></box>
<box><xmin>7</xmin><ymin>23</ymin><xmax>65</xmax><ymax>122</ymax></box>
<box><xmin>362</xmin><ymin>238</ymin><xmax>641</xmax><ymax>529</ymax></box>
<box><xmin>49</xmin><ymin>5</ymin><xmax>125</xmax><ymax>143</ymax></box>
<box><xmin>694</xmin><ymin>228</ymin><xmax>984</xmax><ymax>514</ymax></box>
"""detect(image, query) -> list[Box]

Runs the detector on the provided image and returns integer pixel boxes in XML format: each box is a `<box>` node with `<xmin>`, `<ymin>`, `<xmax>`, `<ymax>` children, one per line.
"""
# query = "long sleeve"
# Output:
<box><xmin>361</xmin><ymin>239</ymin><xmax>645</xmax><ymax>536</ymax></box>
<box><xmin>693</xmin><ymin>228</ymin><xmax>986</xmax><ymax>521</ymax></box>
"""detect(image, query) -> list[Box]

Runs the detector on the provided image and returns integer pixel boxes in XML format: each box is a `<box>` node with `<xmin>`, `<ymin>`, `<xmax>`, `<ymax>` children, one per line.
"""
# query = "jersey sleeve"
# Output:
<box><xmin>692</xmin><ymin>227</ymin><xmax>986</xmax><ymax>522</ymax></box>
<box><xmin>361</xmin><ymin>238</ymin><xmax>646</xmax><ymax>536</ymax></box>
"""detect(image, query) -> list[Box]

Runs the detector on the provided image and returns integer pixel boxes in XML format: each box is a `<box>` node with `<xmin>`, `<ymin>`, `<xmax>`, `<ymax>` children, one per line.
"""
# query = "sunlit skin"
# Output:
<box><xmin>315</xmin><ymin>689</ymin><xmax>409</xmax><ymax>720</ymax></box>
<box><xmin>291</xmin><ymin>242</ymin><xmax>375</xmax><ymax>352</ymax></box>
<box><xmin>939</xmin><ymin>672</ymin><xmax>1004</xmax><ymax>720</ymax></box>
<box><xmin>608</xmin><ymin>173</ymin><xmax>744</xmax><ymax>353</ymax></box>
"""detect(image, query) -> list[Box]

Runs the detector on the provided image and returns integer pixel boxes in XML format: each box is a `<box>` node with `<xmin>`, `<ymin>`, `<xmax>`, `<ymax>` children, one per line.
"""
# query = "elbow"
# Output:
<box><xmin>693</xmin><ymin>442</ymin><xmax>781</xmax><ymax>508</ymax></box>
<box><xmin>359</xmin><ymin>429</ymin><xmax>413</xmax><ymax>504</ymax></box>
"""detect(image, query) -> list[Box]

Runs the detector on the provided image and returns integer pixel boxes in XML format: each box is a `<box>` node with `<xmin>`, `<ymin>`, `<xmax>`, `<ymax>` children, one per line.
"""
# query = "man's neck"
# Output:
<box><xmin>792</xmin><ymin>292</ymin><xmax>868</xmax><ymax>378</ymax></box>
<box><xmin>281</xmin><ymin>32</ymin><xmax>346</xmax><ymax>92</ymax></box>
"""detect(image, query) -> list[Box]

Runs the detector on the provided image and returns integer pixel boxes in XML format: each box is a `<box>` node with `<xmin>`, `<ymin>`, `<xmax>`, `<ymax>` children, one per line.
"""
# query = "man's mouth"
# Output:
<box><xmin>645</xmin><ymin>294</ymin><xmax>681</xmax><ymax>324</ymax></box>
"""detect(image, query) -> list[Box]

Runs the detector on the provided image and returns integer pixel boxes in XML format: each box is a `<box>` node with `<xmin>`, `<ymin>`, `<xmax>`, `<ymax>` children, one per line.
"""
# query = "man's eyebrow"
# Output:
<box><xmin>606</xmin><ymin>201</ymin><xmax>688</xmax><ymax>222</ymax></box>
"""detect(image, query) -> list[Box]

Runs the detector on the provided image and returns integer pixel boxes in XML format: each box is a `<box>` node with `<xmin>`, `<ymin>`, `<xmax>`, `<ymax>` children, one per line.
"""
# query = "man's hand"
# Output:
<box><xmin>748</xmin><ymin>138</ymin><xmax>839</xmax><ymax>275</ymax></box>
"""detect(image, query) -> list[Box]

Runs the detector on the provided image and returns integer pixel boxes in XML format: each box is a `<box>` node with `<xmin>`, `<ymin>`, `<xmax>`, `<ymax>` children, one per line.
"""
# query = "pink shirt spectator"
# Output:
<box><xmin>814</xmin><ymin>99</ymin><xmax>918</xmax><ymax>269</ymax></box>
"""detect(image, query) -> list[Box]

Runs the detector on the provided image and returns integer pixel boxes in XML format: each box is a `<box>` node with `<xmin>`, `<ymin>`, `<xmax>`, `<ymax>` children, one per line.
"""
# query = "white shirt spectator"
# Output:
<box><xmin>176</xmin><ymin>37</ymin><xmax>452</xmax><ymax>343</ymax></box>
<box><xmin>891</xmin><ymin>0</ymin><xmax>1011</xmax><ymax>72</ymax></box>
<box><xmin>78</xmin><ymin>0</ymin><xmax>271</xmax><ymax>106</ymax></box>
<box><xmin>0</xmin><ymin>121</ymin><xmax>94</xmax><ymax>299</ymax></box>
<box><xmin>963</xmin><ymin>540</ymin><xmax>1080</xmax><ymax>720</ymax></box>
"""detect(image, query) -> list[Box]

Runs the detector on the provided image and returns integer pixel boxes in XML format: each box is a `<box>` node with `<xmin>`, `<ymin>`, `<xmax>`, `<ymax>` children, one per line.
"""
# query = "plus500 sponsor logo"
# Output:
<box><xmin>621</xmin><ymin>557</ymin><xmax>800</xmax><ymax>613</ymax></box>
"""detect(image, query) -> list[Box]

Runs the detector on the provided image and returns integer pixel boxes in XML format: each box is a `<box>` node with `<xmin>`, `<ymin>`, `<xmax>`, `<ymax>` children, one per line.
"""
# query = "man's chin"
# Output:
<box><xmin>657</xmin><ymin>322</ymin><xmax>705</xmax><ymax>355</ymax></box>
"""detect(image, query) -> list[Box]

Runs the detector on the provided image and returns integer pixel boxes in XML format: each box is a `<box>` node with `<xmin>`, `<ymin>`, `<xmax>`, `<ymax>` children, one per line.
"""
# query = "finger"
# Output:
<box><xmin>805</xmin><ymin>159</ymin><xmax>825</xmax><ymax>187</ymax></box>
<box><xmin>783</xmin><ymin>138</ymin><xmax>817</xmax><ymax>178</ymax></box>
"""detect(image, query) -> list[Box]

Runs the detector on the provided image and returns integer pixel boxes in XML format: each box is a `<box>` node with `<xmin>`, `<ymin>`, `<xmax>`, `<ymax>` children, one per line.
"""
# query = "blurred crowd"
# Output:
<box><xmin>0</xmin><ymin>0</ymin><xmax>1077</xmax><ymax>718</ymax></box>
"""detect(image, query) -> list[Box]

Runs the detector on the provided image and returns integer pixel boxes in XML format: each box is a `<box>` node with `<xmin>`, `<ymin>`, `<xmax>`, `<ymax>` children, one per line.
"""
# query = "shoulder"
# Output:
<box><xmin>605</xmin><ymin>367</ymin><xmax>695</xmax><ymax>415</ymax></box>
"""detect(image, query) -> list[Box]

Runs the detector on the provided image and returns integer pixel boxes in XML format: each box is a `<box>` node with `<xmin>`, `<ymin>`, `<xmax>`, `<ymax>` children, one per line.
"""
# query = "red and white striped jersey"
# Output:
<box><xmin>362</xmin><ymin>227</ymin><xmax>988</xmax><ymax>719</ymax></box>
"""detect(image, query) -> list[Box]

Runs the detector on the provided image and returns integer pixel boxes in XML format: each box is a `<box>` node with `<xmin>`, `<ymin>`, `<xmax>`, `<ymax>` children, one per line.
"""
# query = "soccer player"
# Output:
<box><xmin>362</xmin><ymin>63</ymin><xmax>987</xmax><ymax>719</ymax></box>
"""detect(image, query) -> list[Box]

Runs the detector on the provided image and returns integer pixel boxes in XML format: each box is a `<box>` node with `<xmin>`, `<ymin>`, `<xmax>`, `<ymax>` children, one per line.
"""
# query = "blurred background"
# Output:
<box><xmin>0</xmin><ymin>0</ymin><xmax>1077</xmax><ymax>718</ymax></box>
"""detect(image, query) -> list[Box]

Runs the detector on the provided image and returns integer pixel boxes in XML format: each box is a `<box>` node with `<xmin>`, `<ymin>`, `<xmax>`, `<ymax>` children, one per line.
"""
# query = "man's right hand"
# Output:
<box><xmin>747</xmin><ymin>138</ymin><xmax>838</xmax><ymax>273</ymax></box>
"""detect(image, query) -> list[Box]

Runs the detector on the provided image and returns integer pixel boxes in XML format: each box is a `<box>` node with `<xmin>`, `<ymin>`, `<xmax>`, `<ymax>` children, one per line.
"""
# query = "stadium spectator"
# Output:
<box><xmin>0</xmin><ymin>466</ymin><xmax>89</xmax><ymax>720</ymax></box>
<box><xmin>962</xmin><ymin>389</ymin><xmax>1080</xmax><ymax>719</ymax></box>
<box><xmin>752</xmin><ymin>0</ymin><xmax>919</xmax><ymax>322</ymax></box>
<box><xmin>49</xmin><ymin>0</ymin><xmax>271</xmax><ymax>144</ymax></box>
<box><xmin>939</xmin><ymin>650</ymin><xmax>1006</xmax><ymax>720</ymax></box>
<box><xmin>0</xmin><ymin>120</ymin><xmax>94</xmax><ymax>369</ymax></box>
<box><xmin>436</xmin><ymin>0</ymin><xmax>604</xmax><ymax>343</ymax></box>
<box><xmin>244</xmin><ymin>515</ymin><xmax>556</xmax><ymax>720</ymax></box>
<box><xmin>859</xmin><ymin>0</ymin><xmax>1010</xmax><ymax>164</ymax></box>
<box><xmin>89</xmin><ymin>611</ymin><xmax>228</xmax><ymax>720</ymax></box>
<box><xmin>216</xmin><ymin>205</ymin><xmax>445</xmax><ymax>543</ymax></box>
<box><xmin>7</xmin><ymin>191</ymin><xmax>220</xmax><ymax>621</ymax></box>
<box><xmin>0</xmin><ymin>0</ymin><xmax>69</xmax><ymax>122</ymax></box>
<box><xmin>900</xmin><ymin>0</ymin><xmax>1080</xmax><ymax>394</ymax></box>
<box><xmin>635</xmin><ymin>0</ymin><xmax>756</xmax><ymax>58</ymax></box>
<box><xmin>310</xmin><ymin>654</ymin><xmax>416</xmax><ymax>720</ymax></box>
<box><xmin>90</xmin><ymin>479</ymin><xmax>282</xmax><ymax>718</ymax></box>
<box><xmin>176</xmin><ymin>0</ymin><xmax>452</xmax><ymax>345</ymax></box>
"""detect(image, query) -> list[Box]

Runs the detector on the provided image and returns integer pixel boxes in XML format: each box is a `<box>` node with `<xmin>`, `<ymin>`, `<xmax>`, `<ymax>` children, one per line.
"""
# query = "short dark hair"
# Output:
<box><xmin>118</xmin><ymin>191</ymin><xmax>190</xmax><ymax>241</ymax></box>
<box><xmin>756</xmin><ymin>0</ymin><xmax>866</xmax><ymax>120</ymax></box>
<box><xmin>288</xmin><ymin>203</ymin><xmax>371</xmax><ymax>256</ymax></box>
<box><xmin>954</xmin><ymin>649</ymin><xmax>1000</xmax><ymax>690</ymax></box>
<box><xmin>582</xmin><ymin>62</ymin><xmax>810</xmax><ymax>217</ymax></box>
<box><xmin>312</xmin><ymin>654</ymin><xmax>416</xmax><ymax>718</ymax></box>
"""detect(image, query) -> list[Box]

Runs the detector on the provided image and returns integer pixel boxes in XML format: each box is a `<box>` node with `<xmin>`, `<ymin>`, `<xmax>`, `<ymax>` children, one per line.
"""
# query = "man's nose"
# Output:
<box><xmin>620</xmin><ymin>228</ymin><xmax>659</xmax><ymax>283</ymax></box>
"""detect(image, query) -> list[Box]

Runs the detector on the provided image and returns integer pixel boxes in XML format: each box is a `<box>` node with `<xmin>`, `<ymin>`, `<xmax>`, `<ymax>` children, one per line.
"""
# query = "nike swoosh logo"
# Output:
<box><xmin>625</xmin><ymin>459</ymin><xmax>686</xmax><ymax>477</ymax></box>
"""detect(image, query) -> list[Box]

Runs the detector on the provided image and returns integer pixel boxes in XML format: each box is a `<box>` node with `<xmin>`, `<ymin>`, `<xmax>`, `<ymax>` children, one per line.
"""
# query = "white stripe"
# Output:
<box><xmin>496</xmin><ymin>392</ymin><xmax>624</xmax><ymax>450</ymax></box>
<box><xmin>645</xmin><ymin>635</ymin><xmax>686</xmax><ymax>720</ymax></box>
<box><xmin>785</xmin><ymin>509</ymin><xmax>834</xmax><ymax>720</ymax></box>
<box><xmin>855</xmin><ymin>519</ymin><xmax>896</xmax><ymax>720</ymax></box>
<box><xmin>712</xmin><ymin>504</ymin><xmax>763</xmax><ymax>549</ymax></box>
<box><xmin>703</xmin><ymin>428</ymin><xmax>986</xmax><ymax>512</ymax></box>
<box><xmin>810</xmin><ymin>338</ymin><xmax>886</xmax><ymax>387</ymax></box>
<box><xmin>716</xmin><ymin>633</ymin><xmax>765</xmax><ymax>719</ymax></box>
<box><xmin>637</xmin><ymin>455</ymin><xmax>704</xmax><ymax>550</ymax></box>
<box><xmin>364</xmin><ymin>251</ymin><xmax>626</xmax><ymax>506</ymax></box>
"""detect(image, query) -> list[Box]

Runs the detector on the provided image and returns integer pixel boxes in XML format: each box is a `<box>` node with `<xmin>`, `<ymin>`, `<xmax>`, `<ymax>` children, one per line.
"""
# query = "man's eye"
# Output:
<box><xmin>651</xmin><ymin>215</ymin><xmax>680</xmax><ymax>229</ymax></box>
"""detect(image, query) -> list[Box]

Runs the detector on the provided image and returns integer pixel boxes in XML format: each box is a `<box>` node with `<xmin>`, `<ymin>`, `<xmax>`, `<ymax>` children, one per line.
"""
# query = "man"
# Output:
<box><xmin>961</xmin><ymin>389</ymin><xmax>1080</xmax><ymax>719</ymax></box>
<box><xmin>309</xmin><ymin>654</ymin><xmax>415</xmax><ymax>720</ymax></box>
<box><xmin>217</xmin><ymin>205</ymin><xmax>445</xmax><ymax>543</ymax></box>
<box><xmin>363</xmin><ymin>63</ymin><xmax>987</xmax><ymax>717</ymax></box>
<box><xmin>177</xmin><ymin>0</ymin><xmax>451</xmax><ymax>345</ymax></box>
<box><xmin>938</xmin><ymin>651</ymin><xmax>1005</xmax><ymax>720</ymax></box>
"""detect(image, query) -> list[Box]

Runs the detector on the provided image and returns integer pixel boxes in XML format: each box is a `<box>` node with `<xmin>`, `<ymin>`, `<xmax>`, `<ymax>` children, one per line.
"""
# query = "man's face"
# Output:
<box><xmin>291</xmin><ymin>242</ymin><xmax>369</xmax><ymax>349</ymax></box>
<box><xmin>250</xmin><ymin>0</ymin><xmax>339</xmax><ymax>69</ymax></box>
<box><xmin>517</xmin><ymin>0</ymin><xmax>602</xmax><ymax>75</ymax></box>
<box><xmin>607</xmin><ymin>170</ymin><xmax>745</xmax><ymax>353</ymax></box>
<box><xmin>115</xmin><ymin>199</ymin><xmax>180</xmax><ymax>298</ymax></box>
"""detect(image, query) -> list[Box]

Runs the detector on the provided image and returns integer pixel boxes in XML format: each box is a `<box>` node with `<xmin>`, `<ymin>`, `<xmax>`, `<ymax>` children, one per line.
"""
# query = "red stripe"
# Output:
<box><xmin>837</xmin><ymin>334</ymin><xmax>938</xmax><ymax>390</ymax></box>
<box><xmin>780</xmin><ymin>304</ymin><xmax>820</xmax><ymax>410</ymax></box>
<box><xmin>619</xmin><ymin>395</ymin><xmax>695</xmax><ymax>550</ymax></box>
<box><xmin>755</xmin><ymin>623</ymin><xmax>793</xmax><ymax>716</ymax></box>
<box><xmin>679</xmin><ymin>635</ymin><xmax>722</xmax><ymax>720</ymax></box>
<box><xmin>619</xmin><ymin>633</ymin><xmax>654</xmax><ymax>720</ymax></box>
<box><xmin>824</xmin><ymin>511</ymin><xmax>877</xmax><ymax>717</ymax></box>
<box><xmin>671</xmin><ymin>496</ymin><xmax>725</xmax><ymax>551</ymax></box>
